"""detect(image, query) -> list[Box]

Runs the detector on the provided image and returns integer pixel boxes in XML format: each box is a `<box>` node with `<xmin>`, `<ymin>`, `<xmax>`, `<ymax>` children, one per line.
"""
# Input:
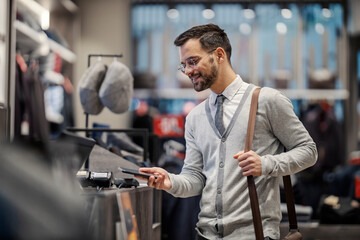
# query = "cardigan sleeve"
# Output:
<box><xmin>167</xmin><ymin>113</ymin><xmax>206</xmax><ymax>198</ymax></box>
<box><xmin>260</xmin><ymin>88</ymin><xmax>318</xmax><ymax>176</ymax></box>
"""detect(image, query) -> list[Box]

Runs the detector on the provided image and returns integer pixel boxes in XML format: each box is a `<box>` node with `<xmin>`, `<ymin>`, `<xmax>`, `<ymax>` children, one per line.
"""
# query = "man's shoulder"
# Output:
<box><xmin>259</xmin><ymin>86</ymin><xmax>280</xmax><ymax>96</ymax></box>
<box><xmin>257</xmin><ymin>87</ymin><xmax>292</xmax><ymax>112</ymax></box>
<box><xmin>258</xmin><ymin>86</ymin><xmax>288</xmax><ymax>102</ymax></box>
<box><xmin>186</xmin><ymin>99</ymin><xmax>207</xmax><ymax>119</ymax></box>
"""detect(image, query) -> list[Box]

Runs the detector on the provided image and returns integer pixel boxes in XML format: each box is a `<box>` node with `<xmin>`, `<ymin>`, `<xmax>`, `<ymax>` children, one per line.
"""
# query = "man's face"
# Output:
<box><xmin>179</xmin><ymin>39</ymin><xmax>218</xmax><ymax>92</ymax></box>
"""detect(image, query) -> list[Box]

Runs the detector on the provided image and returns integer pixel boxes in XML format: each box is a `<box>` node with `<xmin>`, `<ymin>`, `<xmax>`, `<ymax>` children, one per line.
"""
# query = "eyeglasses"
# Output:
<box><xmin>178</xmin><ymin>48</ymin><xmax>216</xmax><ymax>74</ymax></box>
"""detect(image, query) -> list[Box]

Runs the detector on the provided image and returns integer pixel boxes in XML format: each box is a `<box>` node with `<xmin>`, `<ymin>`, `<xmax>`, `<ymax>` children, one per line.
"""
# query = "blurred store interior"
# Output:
<box><xmin>1</xmin><ymin>0</ymin><xmax>360</xmax><ymax>239</ymax></box>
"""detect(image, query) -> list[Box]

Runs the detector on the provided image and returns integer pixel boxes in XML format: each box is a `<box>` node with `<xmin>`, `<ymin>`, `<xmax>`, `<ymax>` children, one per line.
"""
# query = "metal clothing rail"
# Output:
<box><xmin>66</xmin><ymin>127</ymin><xmax>149</xmax><ymax>169</ymax></box>
<box><xmin>87</xmin><ymin>54</ymin><xmax>123</xmax><ymax>70</ymax></box>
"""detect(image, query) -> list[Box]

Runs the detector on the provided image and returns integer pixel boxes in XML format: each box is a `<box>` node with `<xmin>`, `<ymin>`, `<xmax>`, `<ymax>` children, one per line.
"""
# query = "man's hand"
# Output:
<box><xmin>233</xmin><ymin>150</ymin><xmax>262</xmax><ymax>176</ymax></box>
<box><xmin>138</xmin><ymin>167</ymin><xmax>172</xmax><ymax>191</ymax></box>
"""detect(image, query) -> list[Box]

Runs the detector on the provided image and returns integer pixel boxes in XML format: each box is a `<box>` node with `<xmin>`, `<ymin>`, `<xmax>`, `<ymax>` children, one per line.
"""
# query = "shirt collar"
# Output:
<box><xmin>210</xmin><ymin>75</ymin><xmax>243</xmax><ymax>105</ymax></box>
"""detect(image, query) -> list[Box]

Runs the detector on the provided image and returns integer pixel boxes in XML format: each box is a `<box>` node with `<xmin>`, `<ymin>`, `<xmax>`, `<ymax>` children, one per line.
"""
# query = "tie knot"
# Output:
<box><xmin>217</xmin><ymin>95</ymin><xmax>225</xmax><ymax>104</ymax></box>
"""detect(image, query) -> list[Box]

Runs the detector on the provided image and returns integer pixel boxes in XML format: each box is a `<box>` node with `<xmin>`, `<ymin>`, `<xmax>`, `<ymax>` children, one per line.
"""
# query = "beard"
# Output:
<box><xmin>191</xmin><ymin>61</ymin><xmax>218</xmax><ymax>92</ymax></box>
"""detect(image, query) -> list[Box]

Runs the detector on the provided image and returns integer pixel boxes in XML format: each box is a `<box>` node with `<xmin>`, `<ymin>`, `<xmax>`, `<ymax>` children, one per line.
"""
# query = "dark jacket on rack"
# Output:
<box><xmin>15</xmin><ymin>56</ymin><xmax>49</xmax><ymax>142</ymax></box>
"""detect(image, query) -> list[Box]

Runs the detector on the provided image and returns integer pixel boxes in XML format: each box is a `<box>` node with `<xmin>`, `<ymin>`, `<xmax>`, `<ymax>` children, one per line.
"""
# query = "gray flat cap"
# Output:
<box><xmin>78</xmin><ymin>61</ymin><xmax>107</xmax><ymax>115</ymax></box>
<box><xmin>99</xmin><ymin>61</ymin><xmax>133</xmax><ymax>114</ymax></box>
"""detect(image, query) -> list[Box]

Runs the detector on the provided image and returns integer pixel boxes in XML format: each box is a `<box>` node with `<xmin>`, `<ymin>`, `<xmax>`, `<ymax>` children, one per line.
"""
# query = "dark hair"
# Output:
<box><xmin>174</xmin><ymin>24</ymin><xmax>232</xmax><ymax>62</ymax></box>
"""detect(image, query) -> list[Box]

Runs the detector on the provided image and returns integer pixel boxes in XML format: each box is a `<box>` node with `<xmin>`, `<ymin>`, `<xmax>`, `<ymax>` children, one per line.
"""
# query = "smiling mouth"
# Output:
<box><xmin>191</xmin><ymin>74</ymin><xmax>201</xmax><ymax>83</ymax></box>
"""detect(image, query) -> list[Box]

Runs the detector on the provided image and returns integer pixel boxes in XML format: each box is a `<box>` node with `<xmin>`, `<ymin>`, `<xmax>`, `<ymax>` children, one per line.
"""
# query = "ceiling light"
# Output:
<box><xmin>167</xmin><ymin>8</ymin><xmax>179</xmax><ymax>19</ymax></box>
<box><xmin>202</xmin><ymin>9</ymin><xmax>215</xmax><ymax>19</ymax></box>
<box><xmin>322</xmin><ymin>8</ymin><xmax>332</xmax><ymax>18</ymax></box>
<box><xmin>315</xmin><ymin>23</ymin><xmax>325</xmax><ymax>35</ymax></box>
<box><xmin>276</xmin><ymin>22</ymin><xmax>287</xmax><ymax>35</ymax></box>
<box><xmin>243</xmin><ymin>9</ymin><xmax>255</xmax><ymax>19</ymax></box>
<box><xmin>239</xmin><ymin>23</ymin><xmax>252</xmax><ymax>35</ymax></box>
<box><xmin>281</xmin><ymin>8</ymin><xmax>292</xmax><ymax>19</ymax></box>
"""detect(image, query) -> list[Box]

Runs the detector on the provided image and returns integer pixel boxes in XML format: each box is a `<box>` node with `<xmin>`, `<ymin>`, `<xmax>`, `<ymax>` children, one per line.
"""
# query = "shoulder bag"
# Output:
<box><xmin>245</xmin><ymin>88</ymin><xmax>303</xmax><ymax>240</ymax></box>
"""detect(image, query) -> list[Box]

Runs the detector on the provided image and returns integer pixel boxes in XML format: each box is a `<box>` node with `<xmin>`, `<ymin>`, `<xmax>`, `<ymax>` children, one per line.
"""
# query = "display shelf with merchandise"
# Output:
<box><xmin>15</xmin><ymin>0</ymin><xmax>76</xmax><ymax>63</ymax></box>
<box><xmin>133</xmin><ymin>88</ymin><xmax>349</xmax><ymax>100</ymax></box>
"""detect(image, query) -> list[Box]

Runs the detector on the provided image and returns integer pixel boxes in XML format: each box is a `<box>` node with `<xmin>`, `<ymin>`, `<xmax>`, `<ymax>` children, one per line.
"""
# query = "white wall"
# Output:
<box><xmin>74</xmin><ymin>0</ymin><xmax>132</xmax><ymax>129</ymax></box>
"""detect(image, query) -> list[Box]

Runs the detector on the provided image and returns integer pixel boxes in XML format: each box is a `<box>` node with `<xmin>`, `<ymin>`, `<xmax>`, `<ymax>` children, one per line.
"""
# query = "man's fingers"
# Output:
<box><xmin>240</xmin><ymin>163</ymin><xmax>254</xmax><ymax>172</ymax></box>
<box><xmin>241</xmin><ymin>166</ymin><xmax>255</xmax><ymax>176</ymax></box>
<box><xmin>149</xmin><ymin>177</ymin><xmax>162</xmax><ymax>190</ymax></box>
<box><xmin>139</xmin><ymin>167</ymin><xmax>156</xmax><ymax>174</ymax></box>
<box><xmin>240</xmin><ymin>165</ymin><xmax>261</xmax><ymax>176</ymax></box>
<box><xmin>135</xmin><ymin>175</ymin><xmax>149</xmax><ymax>181</ymax></box>
<box><xmin>233</xmin><ymin>150</ymin><xmax>245</xmax><ymax>159</ymax></box>
<box><xmin>235</xmin><ymin>151</ymin><xmax>253</xmax><ymax>161</ymax></box>
<box><xmin>238</xmin><ymin>155</ymin><xmax>256</xmax><ymax>167</ymax></box>
<box><xmin>238</xmin><ymin>159</ymin><xmax>249</xmax><ymax>168</ymax></box>
<box><xmin>147</xmin><ymin>177</ymin><xmax>154</xmax><ymax>186</ymax></box>
<box><xmin>239</xmin><ymin>153</ymin><xmax>257</xmax><ymax>163</ymax></box>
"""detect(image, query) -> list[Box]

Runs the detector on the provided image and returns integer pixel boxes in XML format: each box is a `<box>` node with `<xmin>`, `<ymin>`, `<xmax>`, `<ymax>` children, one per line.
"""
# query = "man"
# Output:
<box><xmin>140</xmin><ymin>24</ymin><xmax>317</xmax><ymax>240</ymax></box>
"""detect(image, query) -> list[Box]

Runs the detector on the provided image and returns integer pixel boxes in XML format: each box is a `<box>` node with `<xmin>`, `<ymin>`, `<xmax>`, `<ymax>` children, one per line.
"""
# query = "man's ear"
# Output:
<box><xmin>215</xmin><ymin>47</ymin><xmax>226</xmax><ymax>63</ymax></box>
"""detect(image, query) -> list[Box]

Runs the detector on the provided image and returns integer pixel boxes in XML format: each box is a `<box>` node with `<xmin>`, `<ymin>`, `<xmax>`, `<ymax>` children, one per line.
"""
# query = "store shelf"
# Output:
<box><xmin>279</xmin><ymin>89</ymin><xmax>349</xmax><ymax>100</ymax></box>
<box><xmin>48</xmin><ymin>38</ymin><xmax>76</xmax><ymax>63</ymax></box>
<box><xmin>17</xmin><ymin>0</ymin><xmax>47</xmax><ymax>23</ymax></box>
<box><xmin>14</xmin><ymin>20</ymin><xmax>76</xmax><ymax>63</ymax></box>
<box><xmin>134</xmin><ymin>88</ymin><xmax>349</xmax><ymax>100</ymax></box>
<box><xmin>14</xmin><ymin>20</ymin><xmax>48</xmax><ymax>49</ymax></box>
<box><xmin>280</xmin><ymin>222</ymin><xmax>360</xmax><ymax>240</ymax></box>
<box><xmin>133</xmin><ymin>88</ymin><xmax>211</xmax><ymax>100</ymax></box>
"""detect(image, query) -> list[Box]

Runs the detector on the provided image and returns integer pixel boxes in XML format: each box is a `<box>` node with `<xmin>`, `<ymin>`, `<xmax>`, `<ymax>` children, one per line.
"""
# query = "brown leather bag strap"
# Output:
<box><xmin>283</xmin><ymin>175</ymin><xmax>299</xmax><ymax>231</ymax></box>
<box><xmin>245</xmin><ymin>87</ymin><xmax>264</xmax><ymax>240</ymax></box>
<box><xmin>245</xmin><ymin>88</ymin><xmax>301</xmax><ymax>239</ymax></box>
<box><xmin>244</xmin><ymin>87</ymin><xmax>261</xmax><ymax>152</ymax></box>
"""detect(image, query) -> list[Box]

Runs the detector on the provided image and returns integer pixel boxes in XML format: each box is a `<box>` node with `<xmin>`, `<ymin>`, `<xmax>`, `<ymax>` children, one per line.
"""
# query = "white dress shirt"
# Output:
<box><xmin>209</xmin><ymin>75</ymin><xmax>249</xmax><ymax>129</ymax></box>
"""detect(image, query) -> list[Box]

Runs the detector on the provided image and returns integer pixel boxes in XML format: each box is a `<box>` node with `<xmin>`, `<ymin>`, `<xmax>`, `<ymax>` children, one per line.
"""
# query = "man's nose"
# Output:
<box><xmin>184</xmin><ymin>65</ymin><xmax>194</xmax><ymax>76</ymax></box>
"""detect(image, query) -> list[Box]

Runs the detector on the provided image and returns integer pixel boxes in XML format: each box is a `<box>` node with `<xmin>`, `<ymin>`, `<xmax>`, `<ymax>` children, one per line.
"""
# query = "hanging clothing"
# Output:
<box><xmin>297</xmin><ymin>102</ymin><xmax>344</xmax><ymax>218</ymax></box>
<box><xmin>300</xmin><ymin>103</ymin><xmax>343</xmax><ymax>181</ymax></box>
<box><xmin>15</xmin><ymin>55</ymin><xmax>49</xmax><ymax>142</ymax></box>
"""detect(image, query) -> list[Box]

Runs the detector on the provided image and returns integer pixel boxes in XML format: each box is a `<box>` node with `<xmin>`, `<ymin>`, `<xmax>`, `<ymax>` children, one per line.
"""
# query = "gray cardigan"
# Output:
<box><xmin>168</xmin><ymin>84</ymin><xmax>317</xmax><ymax>240</ymax></box>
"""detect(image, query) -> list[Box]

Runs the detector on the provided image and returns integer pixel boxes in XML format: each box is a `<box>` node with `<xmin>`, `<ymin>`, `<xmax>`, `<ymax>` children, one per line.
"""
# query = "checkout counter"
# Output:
<box><xmin>82</xmin><ymin>142</ymin><xmax>162</xmax><ymax>240</ymax></box>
